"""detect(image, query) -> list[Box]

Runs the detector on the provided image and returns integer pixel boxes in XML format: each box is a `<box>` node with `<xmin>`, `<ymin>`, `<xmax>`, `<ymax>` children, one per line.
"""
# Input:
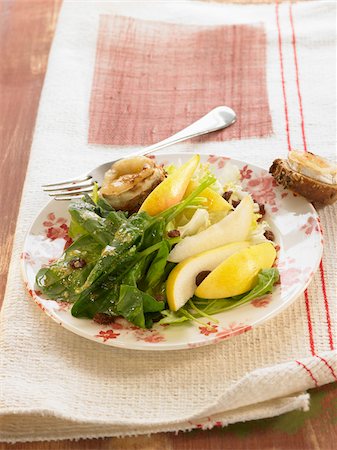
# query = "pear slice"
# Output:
<box><xmin>195</xmin><ymin>242</ymin><xmax>276</xmax><ymax>299</ymax></box>
<box><xmin>166</xmin><ymin>242</ymin><xmax>250</xmax><ymax>311</ymax></box>
<box><xmin>168</xmin><ymin>195</ymin><xmax>254</xmax><ymax>263</ymax></box>
<box><xmin>139</xmin><ymin>154</ymin><xmax>200</xmax><ymax>215</ymax></box>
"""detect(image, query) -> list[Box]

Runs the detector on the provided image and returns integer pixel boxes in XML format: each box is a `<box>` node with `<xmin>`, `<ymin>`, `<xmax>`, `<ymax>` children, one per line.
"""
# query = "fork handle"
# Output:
<box><xmin>124</xmin><ymin>106</ymin><xmax>236</xmax><ymax>157</ymax></box>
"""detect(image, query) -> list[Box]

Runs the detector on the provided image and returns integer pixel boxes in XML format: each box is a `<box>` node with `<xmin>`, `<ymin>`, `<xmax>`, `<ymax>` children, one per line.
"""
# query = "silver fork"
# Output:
<box><xmin>43</xmin><ymin>106</ymin><xmax>236</xmax><ymax>200</ymax></box>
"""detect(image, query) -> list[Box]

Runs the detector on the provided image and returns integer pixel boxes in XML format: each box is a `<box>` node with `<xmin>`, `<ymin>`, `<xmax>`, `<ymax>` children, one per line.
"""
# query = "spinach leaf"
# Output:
<box><xmin>77</xmin><ymin>244</ymin><xmax>137</xmax><ymax>295</ymax></box>
<box><xmin>122</xmin><ymin>256</ymin><xmax>152</xmax><ymax>287</ymax></box>
<box><xmin>78</xmin><ymin>212</ymin><xmax>154</xmax><ymax>293</ymax></box>
<box><xmin>68</xmin><ymin>201</ymin><xmax>112</xmax><ymax>246</ymax></box>
<box><xmin>68</xmin><ymin>219</ymin><xmax>87</xmax><ymax>239</ymax></box>
<box><xmin>105</xmin><ymin>210</ymin><xmax>128</xmax><ymax>234</ymax></box>
<box><xmin>71</xmin><ymin>253</ymin><xmax>151</xmax><ymax>319</ymax></box>
<box><xmin>71</xmin><ymin>281</ymin><xmax>119</xmax><ymax>318</ymax></box>
<box><xmin>144</xmin><ymin>240</ymin><xmax>170</xmax><ymax>289</ymax></box>
<box><xmin>96</xmin><ymin>196</ymin><xmax>114</xmax><ymax>213</ymax></box>
<box><xmin>116</xmin><ymin>285</ymin><xmax>164</xmax><ymax>329</ymax></box>
<box><xmin>82</xmin><ymin>194</ymin><xmax>96</xmax><ymax>207</ymax></box>
<box><xmin>35</xmin><ymin>235</ymin><xmax>103</xmax><ymax>301</ymax></box>
<box><xmin>139</xmin><ymin>219</ymin><xmax>166</xmax><ymax>250</ymax></box>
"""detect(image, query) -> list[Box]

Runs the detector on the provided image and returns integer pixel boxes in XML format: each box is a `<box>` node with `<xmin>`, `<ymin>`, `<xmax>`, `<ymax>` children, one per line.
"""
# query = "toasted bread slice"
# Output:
<box><xmin>270</xmin><ymin>151</ymin><xmax>337</xmax><ymax>205</ymax></box>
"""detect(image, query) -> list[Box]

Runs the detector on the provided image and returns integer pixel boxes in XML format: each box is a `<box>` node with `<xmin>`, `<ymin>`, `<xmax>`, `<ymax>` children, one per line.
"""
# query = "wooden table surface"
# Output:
<box><xmin>0</xmin><ymin>1</ymin><xmax>336</xmax><ymax>449</ymax></box>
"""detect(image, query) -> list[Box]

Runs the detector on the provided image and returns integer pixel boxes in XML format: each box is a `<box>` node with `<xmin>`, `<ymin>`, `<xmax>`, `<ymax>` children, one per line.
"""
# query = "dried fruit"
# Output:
<box><xmin>195</xmin><ymin>271</ymin><xmax>211</xmax><ymax>286</ymax></box>
<box><xmin>69</xmin><ymin>258</ymin><xmax>86</xmax><ymax>269</ymax></box>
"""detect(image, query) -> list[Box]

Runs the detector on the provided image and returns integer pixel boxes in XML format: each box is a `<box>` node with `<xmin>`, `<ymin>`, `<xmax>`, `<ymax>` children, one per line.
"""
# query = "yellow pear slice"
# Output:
<box><xmin>195</xmin><ymin>242</ymin><xmax>276</xmax><ymax>299</ymax></box>
<box><xmin>168</xmin><ymin>195</ymin><xmax>254</xmax><ymax>263</ymax></box>
<box><xmin>139</xmin><ymin>155</ymin><xmax>200</xmax><ymax>216</ymax></box>
<box><xmin>185</xmin><ymin>180</ymin><xmax>232</xmax><ymax>213</ymax></box>
<box><xmin>166</xmin><ymin>242</ymin><xmax>250</xmax><ymax>311</ymax></box>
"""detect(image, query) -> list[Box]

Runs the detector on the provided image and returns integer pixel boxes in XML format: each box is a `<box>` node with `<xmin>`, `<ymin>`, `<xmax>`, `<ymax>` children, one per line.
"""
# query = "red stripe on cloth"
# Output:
<box><xmin>275</xmin><ymin>3</ymin><xmax>291</xmax><ymax>151</ymax></box>
<box><xmin>319</xmin><ymin>260</ymin><xmax>334</xmax><ymax>350</ymax></box>
<box><xmin>295</xmin><ymin>360</ymin><xmax>319</xmax><ymax>387</ymax></box>
<box><xmin>89</xmin><ymin>15</ymin><xmax>272</xmax><ymax>146</ymax></box>
<box><xmin>304</xmin><ymin>290</ymin><xmax>316</xmax><ymax>356</ymax></box>
<box><xmin>289</xmin><ymin>3</ymin><xmax>334</xmax><ymax>352</ymax></box>
<box><xmin>289</xmin><ymin>4</ymin><xmax>308</xmax><ymax>152</ymax></box>
<box><xmin>316</xmin><ymin>355</ymin><xmax>337</xmax><ymax>382</ymax></box>
<box><xmin>276</xmin><ymin>3</ymin><xmax>315</xmax><ymax>354</ymax></box>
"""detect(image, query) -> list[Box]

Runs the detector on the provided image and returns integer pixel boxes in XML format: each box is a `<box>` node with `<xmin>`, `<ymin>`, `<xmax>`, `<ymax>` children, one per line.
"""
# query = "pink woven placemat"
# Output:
<box><xmin>89</xmin><ymin>15</ymin><xmax>272</xmax><ymax>146</ymax></box>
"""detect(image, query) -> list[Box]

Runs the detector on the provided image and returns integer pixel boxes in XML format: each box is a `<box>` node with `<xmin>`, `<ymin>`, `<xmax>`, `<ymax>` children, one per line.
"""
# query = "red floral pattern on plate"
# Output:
<box><xmin>133</xmin><ymin>327</ymin><xmax>165</xmax><ymax>343</ymax></box>
<box><xmin>199</xmin><ymin>322</ymin><xmax>219</xmax><ymax>336</ymax></box>
<box><xmin>43</xmin><ymin>213</ymin><xmax>73</xmax><ymax>249</ymax></box>
<box><xmin>277</xmin><ymin>257</ymin><xmax>313</xmax><ymax>288</ymax></box>
<box><xmin>207</xmin><ymin>155</ymin><xmax>230</xmax><ymax>169</ymax></box>
<box><xmin>98</xmin><ymin>317</ymin><xmax>166</xmax><ymax>343</ymax></box>
<box><xmin>244</xmin><ymin>174</ymin><xmax>278</xmax><ymax>212</ymax></box>
<box><xmin>20</xmin><ymin>251</ymin><xmax>35</xmax><ymax>266</ymax></box>
<box><xmin>239</xmin><ymin>164</ymin><xmax>253</xmax><ymax>180</ymax></box>
<box><xmin>279</xmin><ymin>267</ymin><xmax>302</xmax><ymax>288</ymax></box>
<box><xmin>57</xmin><ymin>301</ymin><xmax>72</xmax><ymax>312</ymax></box>
<box><xmin>251</xmin><ymin>294</ymin><xmax>272</xmax><ymax>308</ymax></box>
<box><xmin>301</xmin><ymin>216</ymin><xmax>320</xmax><ymax>235</ymax></box>
<box><xmin>140</xmin><ymin>332</ymin><xmax>165</xmax><ymax>343</ymax></box>
<box><xmin>215</xmin><ymin>322</ymin><xmax>252</xmax><ymax>341</ymax></box>
<box><xmin>96</xmin><ymin>330</ymin><xmax>120</xmax><ymax>342</ymax></box>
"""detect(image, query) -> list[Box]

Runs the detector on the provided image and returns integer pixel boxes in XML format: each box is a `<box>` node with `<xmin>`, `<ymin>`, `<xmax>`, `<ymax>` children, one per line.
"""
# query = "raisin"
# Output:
<box><xmin>195</xmin><ymin>271</ymin><xmax>211</xmax><ymax>286</ymax></box>
<box><xmin>167</xmin><ymin>229</ymin><xmax>180</xmax><ymax>238</ymax></box>
<box><xmin>231</xmin><ymin>200</ymin><xmax>241</xmax><ymax>208</ymax></box>
<box><xmin>264</xmin><ymin>230</ymin><xmax>275</xmax><ymax>241</ymax></box>
<box><xmin>69</xmin><ymin>258</ymin><xmax>86</xmax><ymax>269</ymax></box>
<box><xmin>222</xmin><ymin>191</ymin><xmax>233</xmax><ymax>201</ymax></box>
<box><xmin>258</xmin><ymin>203</ymin><xmax>266</xmax><ymax>216</ymax></box>
<box><xmin>93</xmin><ymin>313</ymin><xmax>116</xmax><ymax>325</ymax></box>
<box><xmin>150</xmin><ymin>312</ymin><xmax>163</xmax><ymax>323</ymax></box>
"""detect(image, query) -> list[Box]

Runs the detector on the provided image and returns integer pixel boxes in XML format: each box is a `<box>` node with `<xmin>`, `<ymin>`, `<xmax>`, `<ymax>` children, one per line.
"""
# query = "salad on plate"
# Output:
<box><xmin>35</xmin><ymin>154</ymin><xmax>279</xmax><ymax>331</ymax></box>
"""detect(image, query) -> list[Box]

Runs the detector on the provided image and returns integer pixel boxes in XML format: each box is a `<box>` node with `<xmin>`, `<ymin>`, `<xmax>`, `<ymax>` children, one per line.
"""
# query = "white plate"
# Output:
<box><xmin>21</xmin><ymin>153</ymin><xmax>323</xmax><ymax>350</ymax></box>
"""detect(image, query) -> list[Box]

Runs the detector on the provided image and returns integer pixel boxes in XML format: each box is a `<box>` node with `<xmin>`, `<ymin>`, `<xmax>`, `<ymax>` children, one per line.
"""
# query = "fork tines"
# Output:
<box><xmin>42</xmin><ymin>176</ymin><xmax>94</xmax><ymax>200</ymax></box>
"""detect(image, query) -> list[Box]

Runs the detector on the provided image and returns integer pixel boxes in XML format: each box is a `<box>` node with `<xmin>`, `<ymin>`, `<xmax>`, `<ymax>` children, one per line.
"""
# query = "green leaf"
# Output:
<box><xmin>68</xmin><ymin>220</ymin><xmax>87</xmax><ymax>239</ymax></box>
<box><xmin>68</xmin><ymin>200</ymin><xmax>113</xmax><ymax>246</ymax></box>
<box><xmin>116</xmin><ymin>285</ymin><xmax>164</xmax><ymax>329</ymax></box>
<box><xmin>232</xmin><ymin>268</ymin><xmax>279</xmax><ymax>304</ymax></box>
<box><xmin>142</xmin><ymin>291</ymin><xmax>165</xmax><ymax>313</ymax></box>
<box><xmin>122</xmin><ymin>256</ymin><xmax>151</xmax><ymax>287</ymax></box>
<box><xmin>71</xmin><ymin>282</ymin><xmax>119</xmax><ymax>318</ymax></box>
<box><xmin>105</xmin><ymin>210</ymin><xmax>128</xmax><ymax>234</ymax></box>
<box><xmin>35</xmin><ymin>235</ymin><xmax>103</xmax><ymax>301</ymax></box>
<box><xmin>138</xmin><ymin>219</ymin><xmax>166</xmax><ymax>251</ymax></box>
<box><xmin>78</xmin><ymin>212</ymin><xmax>154</xmax><ymax>293</ymax></box>
<box><xmin>144</xmin><ymin>240</ymin><xmax>170</xmax><ymax>289</ymax></box>
<box><xmin>96</xmin><ymin>196</ymin><xmax>114</xmax><ymax>212</ymax></box>
<box><xmin>158</xmin><ymin>310</ymin><xmax>189</xmax><ymax>325</ymax></box>
<box><xmin>92</xmin><ymin>182</ymin><xmax>99</xmax><ymax>204</ymax></box>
